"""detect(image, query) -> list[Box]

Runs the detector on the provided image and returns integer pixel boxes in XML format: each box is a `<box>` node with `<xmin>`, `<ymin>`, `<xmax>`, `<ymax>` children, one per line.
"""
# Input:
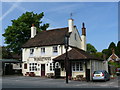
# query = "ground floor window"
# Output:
<box><xmin>29</xmin><ymin>63</ymin><xmax>37</xmax><ymax>71</ymax></box>
<box><xmin>24</xmin><ymin>63</ymin><xmax>27</xmax><ymax>69</ymax></box>
<box><xmin>72</xmin><ymin>62</ymin><xmax>83</xmax><ymax>71</ymax></box>
<box><xmin>50</xmin><ymin>63</ymin><xmax>54</xmax><ymax>71</ymax></box>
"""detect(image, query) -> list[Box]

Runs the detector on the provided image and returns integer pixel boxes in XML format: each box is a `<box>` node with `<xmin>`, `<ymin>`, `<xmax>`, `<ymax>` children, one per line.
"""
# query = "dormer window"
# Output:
<box><xmin>53</xmin><ymin>46</ymin><xmax>58</xmax><ymax>55</ymax></box>
<box><xmin>41</xmin><ymin>47</ymin><xmax>45</xmax><ymax>55</ymax></box>
<box><xmin>30</xmin><ymin>48</ymin><xmax>34</xmax><ymax>57</ymax></box>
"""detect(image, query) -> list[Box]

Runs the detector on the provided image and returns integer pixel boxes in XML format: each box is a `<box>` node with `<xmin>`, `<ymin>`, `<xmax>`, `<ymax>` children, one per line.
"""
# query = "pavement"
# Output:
<box><xmin>1</xmin><ymin>75</ymin><xmax>120</xmax><ymax>88</ymax></box>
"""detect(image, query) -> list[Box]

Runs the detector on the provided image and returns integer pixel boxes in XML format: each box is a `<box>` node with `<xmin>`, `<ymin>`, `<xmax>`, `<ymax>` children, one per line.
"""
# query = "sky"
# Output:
<box><xmin>0</xmin><ymin>1</ymin><xmax>119</xmax><ymax>52</ymax></box>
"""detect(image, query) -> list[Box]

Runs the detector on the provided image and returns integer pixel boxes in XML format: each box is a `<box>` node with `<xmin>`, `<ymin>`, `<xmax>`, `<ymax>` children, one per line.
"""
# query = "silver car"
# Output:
<box><xmin>92</xmin><ymin>70</ymin><xmax>110</xmax><ymax>81</ymax></box>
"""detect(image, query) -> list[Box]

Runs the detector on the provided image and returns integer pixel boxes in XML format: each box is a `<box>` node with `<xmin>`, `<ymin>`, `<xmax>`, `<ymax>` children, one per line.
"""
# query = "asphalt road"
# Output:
<box><xmin>1</xmin><ymin>75</ymin><xmax>120</xmax><ymax>88</ymax></box>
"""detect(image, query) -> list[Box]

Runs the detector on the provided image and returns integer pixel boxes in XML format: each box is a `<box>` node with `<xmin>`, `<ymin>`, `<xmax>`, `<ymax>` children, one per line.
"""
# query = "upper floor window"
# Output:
<box><xmin>53</xmin><ymin>46</ymin><xmax>58</xmax><ymax>55</ymax></box>
<box><xmin>41</xmin><ymin>47</ymin><xmax>45</xmax><ymax>55</ymax></box>
<box><xmin>75</xmin><ymin>33</ymin><xmax>77</xmax><ymax>41</ymax></box>
<box><xmin>30</xmin><ymin>48</ymin><xmax>34</xmax><ymax>56</ymax></box>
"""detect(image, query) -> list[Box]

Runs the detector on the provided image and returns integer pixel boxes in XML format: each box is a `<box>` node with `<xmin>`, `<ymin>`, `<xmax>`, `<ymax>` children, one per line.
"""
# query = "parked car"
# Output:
<box><xmin>116</xmin><ymin>68</ymin><xmax>120</xmax><ymax>76</ymax></box>
<box><xmin>92</xmin><ymin>70</ymin><xmax>110</xmax><ymax>81</ymax></box>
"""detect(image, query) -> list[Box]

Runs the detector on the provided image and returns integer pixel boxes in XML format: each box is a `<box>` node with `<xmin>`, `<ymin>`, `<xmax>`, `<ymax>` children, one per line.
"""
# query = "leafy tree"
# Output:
<box><xmin>108</xmin><ymin>42</ymin><xmax>117</xmax><ymax>57</ymax></box>
<box><xmin>94</xmin><ymin>52</ymin><xmax>103</xmax><ymax>59</ymax></box>
<box><xmin>117</xmin><ymin>41</ymin><xmax>120</xmax><ymax>57</ymax></box>
<box><xmin>102</xmin><ymin>49</ymin><xmax>109</xmax><ymax>59</ymax></box>
<box><xmin>87</xmin><ymin>43</ymin><xmax>97</xmax><ymax>54</ymax></box>
<box><xmin>3</xmin><ymin>12</ymin><xmax>49</xmax><ymax>55</ymax></box>
<box><xmin>2</xmin><ymin>46</ymin><xmax>13</xmax><ymax>59</ymax></box>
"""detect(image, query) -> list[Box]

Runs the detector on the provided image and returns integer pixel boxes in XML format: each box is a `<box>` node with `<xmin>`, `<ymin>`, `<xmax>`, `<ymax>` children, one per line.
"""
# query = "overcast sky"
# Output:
<box><xmin>1</xmin><ymin>1</ymin><xmax>118</xmax><ymax>52</ymax></box>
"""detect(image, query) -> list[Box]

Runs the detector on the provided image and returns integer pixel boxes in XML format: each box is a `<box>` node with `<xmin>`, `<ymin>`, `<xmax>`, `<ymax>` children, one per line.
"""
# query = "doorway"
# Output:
<box><xmin>41</xmin><ymin>64</ymin><xmax>45</xmax><ymax>76</ymax></box>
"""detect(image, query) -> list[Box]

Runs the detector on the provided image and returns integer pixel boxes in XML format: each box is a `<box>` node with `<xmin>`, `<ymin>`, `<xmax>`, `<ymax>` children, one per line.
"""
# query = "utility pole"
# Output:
<box><xmin>64</xmin><ymin>33</ymin><xmax>70</xmax><ymax>84</ymax></box>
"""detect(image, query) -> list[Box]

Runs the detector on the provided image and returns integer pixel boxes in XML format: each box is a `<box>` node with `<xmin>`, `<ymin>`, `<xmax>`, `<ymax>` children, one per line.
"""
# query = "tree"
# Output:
<box><xmin>2</xmin><ymin>46</ymin><xmax>13</xmax><ymax>59</ymax></box>
<box><xmin>3</xmin><ymin>12</ymin><xmax>49</xmax><ymax>55</ymax></box>
<box><xmin>87</xmin><ymin>43</ymin><xmax>97</xmax><ymax>54</ymax></box>
<box><xmin>102</xmin><ymin>49</ymin><xmax>109</xmax><ymax>59</ymax></box>
<box><xmin>108</xmin><ymin>42</ymin><xmax>117</xmax><ymax>57</ymax></box>
<box><xmin>91</xmin><ymin>52</ymin><xmax>103</xmax><ymax>59</ymax></box>
<box><xmin>117</xmin><ymin>41</ymin><xmax>120</xmax><ymax>57</ymax></box>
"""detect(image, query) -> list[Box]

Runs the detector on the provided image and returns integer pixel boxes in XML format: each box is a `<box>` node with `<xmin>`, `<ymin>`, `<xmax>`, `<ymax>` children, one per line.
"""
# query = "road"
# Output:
<box><xmin>1</xmin><ymin>75</ymin><xmax>120</xmax><ymax>88</ymax></box>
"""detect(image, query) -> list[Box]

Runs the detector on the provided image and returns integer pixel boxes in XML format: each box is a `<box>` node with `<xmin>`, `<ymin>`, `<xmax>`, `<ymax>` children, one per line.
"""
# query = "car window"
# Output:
<box><xmin>94</xmin><ymin>71</ymin><xmax>102</xmax><ymax>74</ymax></box>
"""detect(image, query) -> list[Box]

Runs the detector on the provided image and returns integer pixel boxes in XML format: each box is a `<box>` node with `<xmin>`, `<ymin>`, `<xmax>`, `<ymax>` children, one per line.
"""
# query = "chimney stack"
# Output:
<box><xmin>68</xmin><ymin>18</ymin><xmax>74</xmax><ymax>32</ymax></box>
<box><xmin>31</xmin><ymin>24</ymin><xmax>36</xmax><ymax>38</ymax></box>
<box><xmin>82</xmin><ymin>22</ymin><xmax>86</xmax><ymax>36</ymax></box>
<box><xmin>81</xmin><ymin>22</ymin><xmax>86</xmax><ymax>51</ymax></box>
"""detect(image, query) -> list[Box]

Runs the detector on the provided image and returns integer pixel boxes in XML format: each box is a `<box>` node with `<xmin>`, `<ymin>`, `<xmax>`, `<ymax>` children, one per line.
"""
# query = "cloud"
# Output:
<box><xmin>0</xmin><ymin>0</ymin><xmax>27</xmax><ymax>21</ymax></box>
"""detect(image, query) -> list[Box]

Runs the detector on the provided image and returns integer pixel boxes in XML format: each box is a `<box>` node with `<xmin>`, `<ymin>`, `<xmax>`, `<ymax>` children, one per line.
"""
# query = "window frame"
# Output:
<box><xmin>50</xmin><ymin>63</ymin><xmax>54</xmax><ymax>71</ymax></box>
<box><xmin>30</xmin><ymin>48</ymin><xmax>34</xmax><ymax>57</ymax></box>
<box><xmin>72</xmin><ymin>62</ymin><xmax>83</xmax><ymax>72</ymax></box>
<box><xmin>29</xmin><ymin>63</ymin><xmax>37</xmax><ymax>72</ymax></box>
<box><xmin>41</xmin><ymin>47</ymin><xmax>45</xmax><ymax>55</ymax></box>
<box><xmin>24</xmin><ymin>63</ymin><xmax>27</xmax><ymax>69</ymax></box>
<box><xmin>53</xmin><ymin>46</ymin><xmax>58</xmax><ymax>55</ymax></box>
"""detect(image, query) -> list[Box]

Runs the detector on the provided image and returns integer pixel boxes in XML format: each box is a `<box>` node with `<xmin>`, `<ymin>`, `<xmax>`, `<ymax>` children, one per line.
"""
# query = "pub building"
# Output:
<box><xmin>22</xmin><ymin>18</ymin><xmax>107</xmax><ymax>80</ymax></box>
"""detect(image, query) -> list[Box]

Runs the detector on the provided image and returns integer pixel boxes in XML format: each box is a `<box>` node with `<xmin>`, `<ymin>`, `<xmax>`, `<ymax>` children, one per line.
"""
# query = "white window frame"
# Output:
<box><xmin>72</xmin><ymin>62</ymin><xmax>83</xmax><ymax>72</ymax></box>
<box><xmin>29</xmin><ymin>63</ymin><xmax>37</xmax><ymax>72</ymax></box>
<box><xmin>30</xmin><ymin>48</ymin><xmax>34</xmax><ymax>57</ymax></box>
<box><xmin>53</xmin><ymin>46</ymin><xmax>58</xmax><ymax>55</ymax></box>
<box><xmin>50</xmin><ymin>63</ymin><xmax>54</xmax><ymax>71</ymax></box>
<box><xmin>41</xmin><ymin>47</ymin><xmax>45</xmax><ymax>55</ymax></box>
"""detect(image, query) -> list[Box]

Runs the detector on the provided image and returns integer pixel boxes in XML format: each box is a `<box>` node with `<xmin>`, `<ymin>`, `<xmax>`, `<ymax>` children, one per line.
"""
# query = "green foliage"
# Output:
<box><xmin>108</xmin><ymin>61</ymin><xmax>120</xmax><ymax>68</ymax></box>
<box><xmin>2</xmin><ymin>46</ymin><xmax>13</xmax><ymax>59</ymax></box>
<box><xmin>87</xmin><ymin>43</ymin><xmax>97</xmax><ymax>54</ymax></box>
<box><xmin>102</xmin><ymin>49</ymin><xmax>109</xmax><ymax>59</ymax></box>
<box><xmin>116</xmin><ymin>41</ymin><xmax>120</xmax><ymax>57</ymax></box>
<box><xmin>92</xmin><ymin>52</ymin><xmax>103</xmax><ymax>59</ymax></box>
<box><xmin>102</xmin><ymin>42</ymin><xmax>118</xmax><ymax>59</ymax></box>
<box><xmin>2</xmin><ymin>12</ymin><xmax>49</xmax><ymax>54</ymax></box>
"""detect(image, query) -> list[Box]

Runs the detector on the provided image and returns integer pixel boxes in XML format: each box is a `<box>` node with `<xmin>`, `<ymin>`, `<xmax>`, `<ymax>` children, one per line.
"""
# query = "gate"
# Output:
<box><xmin>86</xmin><ymin>69</ymin><xmax>90</xmax><ymax>82</ymax></box>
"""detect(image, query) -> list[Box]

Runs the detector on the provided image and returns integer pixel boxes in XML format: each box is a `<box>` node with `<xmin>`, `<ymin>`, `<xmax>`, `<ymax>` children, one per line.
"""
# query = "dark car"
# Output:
<box><xmin>92</xmin><ymin>70</ymin><xmax>110</xmax><ymax>81</ymax></box>
<box><xmin>116</xmin><ymin>68</ymin><xmax>120</xmax><ymax>76</ymax></box>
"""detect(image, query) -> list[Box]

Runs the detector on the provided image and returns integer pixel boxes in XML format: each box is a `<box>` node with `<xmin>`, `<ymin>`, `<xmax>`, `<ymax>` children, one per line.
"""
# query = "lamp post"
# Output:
<box><xmin>64</xmin><ymin>33</ymin><xmax>70</xmax><ymax>84</ymax></box>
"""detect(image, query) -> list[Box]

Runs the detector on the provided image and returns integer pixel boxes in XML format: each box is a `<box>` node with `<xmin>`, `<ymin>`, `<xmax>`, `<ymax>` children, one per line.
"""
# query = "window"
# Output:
<box><xmin>53</xmin><ymin>46</ymin><xmax>58</xmax><ymax>55</ymax></box>
<box><xmin>30</xmin><ymin>48</ymin><xmax>34</xmax><ymax>56</ymax></box>
<box><xmin>29</xmin><ymin>63</ymin><xmax>37</xmax><ymax>71</ymax></box>
<box><xmin>50</xmin><ymin>63</ymin><xmax>54</xmax><ymax>71</ymax></box>
<box><xmin>41</xmin><ymin>48</ymin><xmax>45</xmax><ymax>54</ymax></box>
<box><xmin>55</xmin><ymin>62</ymin><xmax>59</xmax><ymax>68</ymax></box>
<box><xmin>72</xmin><ymin>62</ymin><xmax>83</xmax><ymax>71</ymax></box>
<box><xmin>75</xmin><ymin>33</ymin><xmax>77</xmax><ymax>41</ymax></box>
<box><xmin>72</xmin><ymin>63</ymin><xmax>75</xmax><ymax>71</ymax></box>
<box><xmin>24</xmin><ymin>64</ymin><xmax>27</xmax><ymax>69</ymax></box>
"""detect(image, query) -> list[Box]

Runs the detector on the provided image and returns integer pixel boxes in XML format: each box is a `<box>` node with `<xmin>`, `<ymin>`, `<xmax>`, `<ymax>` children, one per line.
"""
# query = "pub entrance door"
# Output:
<box><xmin>41</xmin><ymin>64</ymin><xmax>45</xmax><ymax>76</ymax></box>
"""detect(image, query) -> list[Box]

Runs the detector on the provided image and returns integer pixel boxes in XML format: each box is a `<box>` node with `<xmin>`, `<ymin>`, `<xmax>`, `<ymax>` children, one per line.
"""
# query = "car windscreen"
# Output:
<box><xmin>94</xmin><ymin>71</ymin><xmax>102</xmax><ymax>74</ymax></box>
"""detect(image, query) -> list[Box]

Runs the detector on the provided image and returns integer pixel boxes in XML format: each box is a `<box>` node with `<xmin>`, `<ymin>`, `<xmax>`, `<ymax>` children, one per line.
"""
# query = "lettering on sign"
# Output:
<box><xmin>34</xmin><ymin>57</ymin><xmax>51</xmax><ymax>61</ymax></box>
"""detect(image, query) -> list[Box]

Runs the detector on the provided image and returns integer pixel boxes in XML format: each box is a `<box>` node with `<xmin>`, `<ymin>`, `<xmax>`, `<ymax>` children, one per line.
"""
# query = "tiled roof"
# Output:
<box><xmin>53</xmin><ymin>47</ymin><xmax>103</xmax><ymax>61</ymax></box>
<box><xmin>22</xmin><ymin>27</ymin><xmax>68</xmax><ymax>48</ymax></box>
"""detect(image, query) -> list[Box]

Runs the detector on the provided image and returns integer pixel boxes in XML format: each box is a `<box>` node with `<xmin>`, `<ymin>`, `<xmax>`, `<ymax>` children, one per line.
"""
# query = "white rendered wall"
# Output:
<box><xmin>22</xmin><ymin>45</ymin><xmax>71</xmax><ymax>76</ymax></box>
<box><xmin>69</xmin><ymin>27</ymin><xmax>82</xmax><ymax>49</ymax></box>
<box><xmin>81</xmin><ymin>35</ymin><xmax>86</xmax><ymax>51</ymax></box>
